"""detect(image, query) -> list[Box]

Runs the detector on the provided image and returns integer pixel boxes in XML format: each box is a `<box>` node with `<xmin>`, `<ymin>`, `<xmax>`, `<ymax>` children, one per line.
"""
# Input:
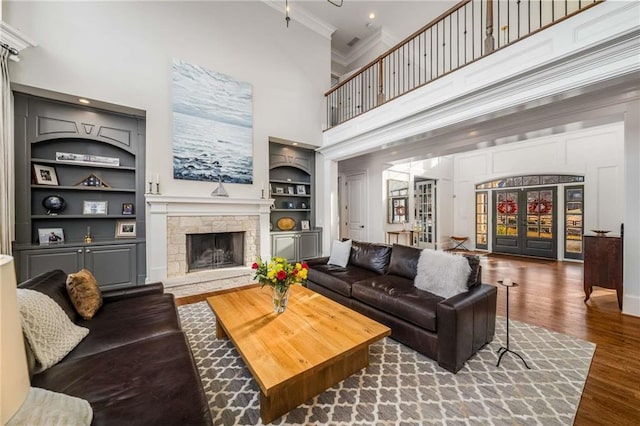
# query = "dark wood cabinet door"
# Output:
<box><xmin>583</xmin><ymin>235</ymin><xmax>623</xmax><ymax>309</ymax></box>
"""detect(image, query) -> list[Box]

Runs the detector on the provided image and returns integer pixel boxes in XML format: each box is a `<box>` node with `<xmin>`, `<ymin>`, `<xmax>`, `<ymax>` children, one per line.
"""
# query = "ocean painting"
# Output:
<box><xmin>172</xmin><ymin>59</ymin><xmax>253</xmax><ymax>184</ymax></box>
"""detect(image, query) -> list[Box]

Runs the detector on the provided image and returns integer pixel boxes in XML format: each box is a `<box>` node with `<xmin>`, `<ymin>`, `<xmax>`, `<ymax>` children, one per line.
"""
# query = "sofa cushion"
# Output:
<box><xmin>387</xmin><ymin>244</ymin><xmax>422</xmax><ymax>279</ymax></box>
<box><xmin>66</xmin><ymin>269</ymin><xmax>103</xmax><ymax>320</ymax></box>
<box><xmin>307</xmin><ymin>263</ymin><xmax>381</xmax><ymax>297</ymax></box>
<box><xmin>63</xmin><ymin>293</ymin><xmax>181</xmax><ymax>361</ymax></box>
<box><xmin>31</xmin><ymin>332</ymin><xmax>212</xmax><ymax>426</ymax></box>
<box><xmin>349</xmin><ymin>241</ymin><xmax>392</xmax><ymax>274</ymax></box>
<box><xmin>19</xmin><ymin>270</ymin><xmax>78</xmax><ymax>322</ymax></box>
<box><xmin>415</xmin><ymin>249</ymin><xmax>471</xmax><ymax>299</ymax></box>
<box><xmin>17</xmin><ymin>289</ymin><xmax>89</xmax><ymax>371</ymax></box>
<box><xmin>327</xmin><ymin>239</ymin><xmax>352</xmax><ymax>267</ymax></box>
<box><xmin>352</xmin><ymin>275</ymin><xmax>443</xmax><ymax>332</ymax></box>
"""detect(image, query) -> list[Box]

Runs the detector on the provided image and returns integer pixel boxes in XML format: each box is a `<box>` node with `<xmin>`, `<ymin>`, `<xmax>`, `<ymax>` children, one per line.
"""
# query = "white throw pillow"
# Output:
<box><xmin>327</xmin><ymin>239</ymin><xmax>352</xmax><ymax>267</ymax></box>
<box><xmin>414</xmin><ymin>249</ymin><xmax>471</xmax><ymax>299</ymax></box>
<box><xmin>17</xmin><ymin>289</ymin><xmax>89</xmax><ymax>371</ymax></box>
<box><xmin>6</xmin><ymin>387</ymin><xmax>92</xmax><ymax>426</ymax></box>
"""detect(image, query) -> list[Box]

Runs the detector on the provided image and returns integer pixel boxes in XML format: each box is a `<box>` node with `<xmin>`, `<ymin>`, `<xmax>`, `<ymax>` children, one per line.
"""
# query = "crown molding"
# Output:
<box><xmin>0</xmin><ymin>20</ymin><xmax>37</xmax><ymax>62</ymax></box>
<box><xmin>261</xmin><ymin>0</ymin><xmax>336</xmax><ymax>40</ymax></box>
<box><xmin>332</xmin><ymin>28</ymin><xmax>399</xmax><ymax>69</ymax></box>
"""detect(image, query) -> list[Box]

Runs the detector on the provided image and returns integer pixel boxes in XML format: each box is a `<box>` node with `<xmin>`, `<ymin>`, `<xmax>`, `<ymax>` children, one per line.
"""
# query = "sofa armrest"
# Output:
<box><xmin>436</xmin><ymin>283</ymin><xmax>497</xmax><ymax>373</ymax></box>
<box><xmin>102</xmin><ymin>282</ymin><xmax>165</xmax><ymax>302</ymax></box>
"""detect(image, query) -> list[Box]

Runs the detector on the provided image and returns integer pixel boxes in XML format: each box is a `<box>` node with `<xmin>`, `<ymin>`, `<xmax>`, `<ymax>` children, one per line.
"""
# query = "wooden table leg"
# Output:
<box><xmin>215</xmin><ymin>318</ymin><xmax>228</xmax><ymax>339</ymax></box>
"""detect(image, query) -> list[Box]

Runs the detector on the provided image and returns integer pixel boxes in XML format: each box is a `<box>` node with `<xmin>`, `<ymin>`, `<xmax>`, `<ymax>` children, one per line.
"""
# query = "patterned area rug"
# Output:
<box><xmin>178</xmin><ymin>302</ymin><xmax>595</xmax><ymax>426</ymax></box>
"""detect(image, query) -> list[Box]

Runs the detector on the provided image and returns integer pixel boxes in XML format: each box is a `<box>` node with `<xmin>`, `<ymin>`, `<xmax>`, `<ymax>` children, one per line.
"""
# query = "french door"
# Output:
<box><xmin>493</xmin><ymin>187</ymin><xmax>557</xmax><ymax>259</ymax></box>
<box><xmin>414</xmin><ymin>180</ymin><xmax>437</xmax><ymax>249</ymax></box>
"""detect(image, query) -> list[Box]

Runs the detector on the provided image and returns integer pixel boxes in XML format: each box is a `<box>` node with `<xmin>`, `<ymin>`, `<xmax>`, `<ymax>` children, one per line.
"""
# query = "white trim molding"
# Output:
<box><xmin>0</xmin><ymin>21</ymin><xmax>37</xmax><ymax>62</ymax></box>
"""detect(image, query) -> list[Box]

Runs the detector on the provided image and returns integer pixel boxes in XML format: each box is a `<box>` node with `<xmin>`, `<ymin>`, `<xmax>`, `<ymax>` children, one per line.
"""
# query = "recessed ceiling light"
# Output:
<box><xmin>469</xmin><ymin>130</ymin><xmax>478</xmax><ymax>137</ymax></box>
<box><xmin>78</xmin><ymin>98</ymin><xmax>90</xmax><ymax>104</ymax></box>
<box><xmin>369</xmin><ymin>12</ymin><xmax>375</xmax><ymax>20</ymax></box>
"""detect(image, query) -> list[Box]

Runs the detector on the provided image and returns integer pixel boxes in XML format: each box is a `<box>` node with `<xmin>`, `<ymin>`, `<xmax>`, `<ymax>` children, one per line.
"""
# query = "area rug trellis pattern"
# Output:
<box><xmin>178</xmin><ymin>302</ymin><xmax>595</xmax><ymax>426</ymax></box>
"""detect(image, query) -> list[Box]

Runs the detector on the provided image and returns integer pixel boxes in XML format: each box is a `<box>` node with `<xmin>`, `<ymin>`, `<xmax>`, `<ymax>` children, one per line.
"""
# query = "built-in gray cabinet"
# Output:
<box><xmin>16</xmin><ymin>243</ymin><xmax>137</xmax><ymax>289</ymax></box>
<box><xmin>269</xmin><ymin>142</ymin><xmax>321</xmax><ymax>261</ymax></box>
<box><xmin>271</xmin><ymin>230</ymin><xmax>322</xmax><ymax>263</ymax></box>
<box><xmin>12</xmin><ymin>93</ymin><xmax>146</xmax><ymax>286</ymax></box>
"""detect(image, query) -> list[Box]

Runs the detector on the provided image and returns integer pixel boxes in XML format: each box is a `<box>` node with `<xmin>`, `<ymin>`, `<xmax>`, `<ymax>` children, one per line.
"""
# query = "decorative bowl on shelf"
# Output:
<box><xmin>591</xmin><ymin>230</ymin><xmax>610</xmax><ymax>236</ymax></box>
<box><xmin>277</xmin><ymin>217</ymin><xmax>296</xmax><ymax>231</ymax></box>
<box><xmin>42</xmin><ymin>195</ymin><xmax>66</xmax><ymax>215</ymax></box>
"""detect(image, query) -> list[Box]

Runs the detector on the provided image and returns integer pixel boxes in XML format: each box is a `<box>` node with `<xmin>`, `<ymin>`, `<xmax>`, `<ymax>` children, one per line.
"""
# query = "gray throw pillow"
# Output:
<box><xmin>327</xmin><ymin>239</ymin><xmax>352</xmax><ymax>267</ymax></box>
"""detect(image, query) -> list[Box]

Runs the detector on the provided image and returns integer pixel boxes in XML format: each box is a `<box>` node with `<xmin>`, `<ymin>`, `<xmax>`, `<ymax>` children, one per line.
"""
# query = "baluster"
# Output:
<box><xmin>485</xmin><ymin>0</ymin><xmax>495</xmax><ymax>54</ymax></box>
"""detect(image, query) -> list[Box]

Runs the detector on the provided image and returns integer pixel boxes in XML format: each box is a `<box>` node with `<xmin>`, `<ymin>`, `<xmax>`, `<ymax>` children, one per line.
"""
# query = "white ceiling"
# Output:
<box><xmin>291</xmin><ymin>0</ymin><xmax>458</xmax><ymax>55</ymax></box>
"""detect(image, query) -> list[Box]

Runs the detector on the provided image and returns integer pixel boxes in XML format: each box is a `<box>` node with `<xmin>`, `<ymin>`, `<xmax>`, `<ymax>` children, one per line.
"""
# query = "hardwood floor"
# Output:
<box><xmin>177</xmin><ymin>253</ymin><xmax>640</xmax><ymax>425</ymax></box>
<box><xmin>479</xmin><ymin>254</ymin><xmax>640</xmax><ymax>426</ymax></box>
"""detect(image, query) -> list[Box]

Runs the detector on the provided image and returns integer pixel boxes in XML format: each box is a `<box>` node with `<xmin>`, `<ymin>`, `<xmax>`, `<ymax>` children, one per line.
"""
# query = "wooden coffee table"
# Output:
<box><xmin>207</xmin><ymin>285</ymin><xmax>390</xmax><ymax>423</ymax></box>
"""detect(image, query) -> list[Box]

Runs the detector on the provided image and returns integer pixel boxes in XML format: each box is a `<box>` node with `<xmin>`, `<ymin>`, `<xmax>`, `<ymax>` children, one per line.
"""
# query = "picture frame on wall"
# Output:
<box><xmin>33</xmin><ymin>164</ymin><xmax>59</xmax><ymax>186</ymax></box>
<box><xmin>301</xmin><ymin>220</ymin><xmax>310</xmax><ymax>230</ymax></box>
<box><xmin>83</xmin><ymin>200</ymin><xmax>108</xmax><ymax>215</ymax></box>
<box><xmin>296</xmin><ymin>185</ymin><xmax>306</xmax><ymax>195</ymax></box>
<box><xmin>38</xmin><ymin>228</ymin><xmax>65</xmax><ymax>245</ymax></box>
<box><xmin>115</xmin><ymin>220</ymin><xmax>136</xmax><ymax>238</ymax></box>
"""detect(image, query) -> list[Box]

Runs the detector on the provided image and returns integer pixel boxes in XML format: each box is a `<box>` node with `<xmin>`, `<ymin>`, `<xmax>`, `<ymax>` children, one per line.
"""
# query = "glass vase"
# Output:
<box><xmin>272</xmin><ymin>286</ymin><xmax>290</xmax><ymax>314</ymax></box>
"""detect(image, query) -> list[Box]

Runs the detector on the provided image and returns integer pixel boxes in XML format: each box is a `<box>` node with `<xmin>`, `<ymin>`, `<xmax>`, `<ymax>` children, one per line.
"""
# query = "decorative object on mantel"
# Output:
<box><xmin>172</xmin><ymin>59</ymin><xmax>253</xmax><ymax>184</ymax></box>
<box><xmin>591</xmin><ymin>230</ymin><xmax>610</xmax><ymax>236</ymax></box>
<box><xmin>210</xmin><ymin>176</ymin><xmax>229</xmax><ymax>197</ymax></box>
<box><xmin>252</xmin><ymin>257</ymin><xmax>308</xmax><ymax>313</ymax></box>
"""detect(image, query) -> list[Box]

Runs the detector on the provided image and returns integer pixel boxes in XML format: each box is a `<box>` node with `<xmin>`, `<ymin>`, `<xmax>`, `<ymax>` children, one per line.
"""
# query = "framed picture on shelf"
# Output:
<box><xmin>301</xmin><ymin>220</ymin><xmax>310</xmax><ymax>230</ymax></box>
<box><xmin>83</xmin><ymin>200</ymin><xmax>108</xmax><ymax>215</ymax></box>
<box><xmin>38</xmin><ymin>228</ymin><xmax>65</xmax><ymax>245</ymax></box>
<box><xmin>287</xmin><ymin>187</ymin><xmax>295</xmax><ymax>195</ymax></box>
<box><xmin>33</xmin><ymin>164</ymin><xmax>59</xmax><ymax>186</ymax></box>
<box><xmin>275</xmin><ymin>187</ymin><xmax>284</xmax><ymax>194</ymax></box>
<box><xmin>115</xmin><ymin>220</ymin><xmax>136</xmax><ymax>238</ymax></box>
<box><xmin>300</xmin><ymin>201</ymin><xmax>308</xmax><ymax>209</ymax></box>
<box><xmin>296</xmin><ymin>185</ymin><xmax>306</xmax><ymax>195</ymax></box>
<box><xmin>122</xmin><ymin>203</ymin><xmax>135</xmax><ymax>215</ymax></box>
<box><xmin>284</xmin><ymin>201</ymin><xmax>295</xmax><ymax>209</ymax></box>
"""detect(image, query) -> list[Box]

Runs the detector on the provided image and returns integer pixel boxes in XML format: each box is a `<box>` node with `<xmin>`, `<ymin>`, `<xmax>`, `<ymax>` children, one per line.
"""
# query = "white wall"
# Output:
<box><xmin>4</xmin><ymin>1</ymin><xmax>330</xmax><ymax>200</ymax></box>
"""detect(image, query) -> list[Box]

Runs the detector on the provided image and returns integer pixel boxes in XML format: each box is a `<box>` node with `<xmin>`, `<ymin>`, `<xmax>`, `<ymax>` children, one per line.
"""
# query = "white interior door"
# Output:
<box><xmin>345</xmin><ymin>172</ymin><xmax>367</xmax><ymax>241</ymax></box>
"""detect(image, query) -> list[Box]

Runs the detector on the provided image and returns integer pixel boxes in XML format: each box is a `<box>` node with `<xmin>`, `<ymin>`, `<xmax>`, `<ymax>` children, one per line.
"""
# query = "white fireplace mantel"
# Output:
<box><xmin>145</xmin><ymin>195</ymin><xmax>274</xmax><ymax>284</ymax></box>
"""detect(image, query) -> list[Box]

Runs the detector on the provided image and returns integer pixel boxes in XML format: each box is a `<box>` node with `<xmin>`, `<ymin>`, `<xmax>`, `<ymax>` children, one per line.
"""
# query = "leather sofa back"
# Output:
<box><xmin>18</xmin><ymin>269</ymin><xmax>78</xmax><ymax>322</ymax></box>
<box><xmin>349</xmin><ymin>241</ymin><xmax>392</xmax><ymax>274</ymax></box>
<box><xmin>387</xmin><ymin>244</ymin><xmax>422</xmax><ymax>279</ymax></box>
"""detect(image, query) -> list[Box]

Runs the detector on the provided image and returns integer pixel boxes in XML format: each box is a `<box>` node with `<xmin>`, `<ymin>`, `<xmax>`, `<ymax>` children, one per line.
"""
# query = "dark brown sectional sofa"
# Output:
<box><xmin>306</xmin><ymin>241</ymin><xmax>497</xmax><ymax>373</ymax></box>
<box><xmin>18</xmin><ymin>270</ymin><xmax>212</xmax><ymax>425</ymax></box>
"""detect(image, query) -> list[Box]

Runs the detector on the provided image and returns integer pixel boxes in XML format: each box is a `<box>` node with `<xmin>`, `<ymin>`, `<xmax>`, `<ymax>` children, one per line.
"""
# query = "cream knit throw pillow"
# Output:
<box><xmin>17</xmin><ymin>289</ymin><xmax>89</xmax><ymax>371</ymax></box>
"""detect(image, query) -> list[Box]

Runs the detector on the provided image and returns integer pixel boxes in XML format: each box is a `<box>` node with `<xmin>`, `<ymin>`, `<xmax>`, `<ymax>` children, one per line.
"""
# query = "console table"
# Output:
<box><xmin>583</xmin><ymin>235</ymin><xmax>623</xmax><ymax>310</ymax></box>
<box><xmin>386</xmin><ymin>230</ymin><xmax>413</xmax><ymax>246</ymax></box>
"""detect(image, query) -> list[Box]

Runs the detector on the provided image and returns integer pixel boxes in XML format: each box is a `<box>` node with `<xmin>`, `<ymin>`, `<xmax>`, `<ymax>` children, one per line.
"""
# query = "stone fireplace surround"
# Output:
<box><xmin>146</xmin><ymin>195</ymin><xmax>273</xmax><ymax>297</ymax></box>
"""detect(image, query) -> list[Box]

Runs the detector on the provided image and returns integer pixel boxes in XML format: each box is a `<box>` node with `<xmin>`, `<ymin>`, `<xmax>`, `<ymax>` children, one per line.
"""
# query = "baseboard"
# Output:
<box><xmin>623</xmin><ymin>294</ymin><xmax>640</xmax><ymax>317</ymax></box>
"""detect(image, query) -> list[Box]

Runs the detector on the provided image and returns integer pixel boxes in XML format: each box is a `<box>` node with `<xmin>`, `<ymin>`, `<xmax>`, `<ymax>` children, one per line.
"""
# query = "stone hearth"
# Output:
<box><xmin>146</xmin><ymin>195</ymin><xmax>273</xmax><ymax>297</ymax></box>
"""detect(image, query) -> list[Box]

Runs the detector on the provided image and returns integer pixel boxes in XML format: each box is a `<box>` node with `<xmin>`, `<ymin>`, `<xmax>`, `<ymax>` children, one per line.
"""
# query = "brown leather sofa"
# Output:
<box><xmin>18</xmin><ymin>270</ymin><xmax>212</xmax><ymax>425</ymax></box>
<box><xmin>305</xmin><ymin>242</ymin><xmax>497</xmax><ymax>373</ymax></box>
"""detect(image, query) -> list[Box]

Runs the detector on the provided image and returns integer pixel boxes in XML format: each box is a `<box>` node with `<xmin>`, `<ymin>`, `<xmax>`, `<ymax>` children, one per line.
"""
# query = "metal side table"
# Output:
<box><xmin>496</xmin><ymin>280</ymin><xmax>531</xmax><ymax>369</ymax></box>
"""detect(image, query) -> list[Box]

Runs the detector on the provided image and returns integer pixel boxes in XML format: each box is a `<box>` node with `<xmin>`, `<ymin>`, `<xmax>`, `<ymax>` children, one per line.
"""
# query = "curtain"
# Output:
<box><xmin>0</xmin><ymin>47</ymin><xmax>14</xmax><ymax>254</ymax></box>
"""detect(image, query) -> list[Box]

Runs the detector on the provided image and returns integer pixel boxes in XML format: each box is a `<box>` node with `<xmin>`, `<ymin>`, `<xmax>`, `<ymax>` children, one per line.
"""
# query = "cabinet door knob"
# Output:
<box><xmin>77</xmin><ymin>249</ymin><xmax>83</xmax><ymax>253</ymax></box>
<box><xmin>85</xmin><ymin>249</ymin><xmax>91</xmax><ymax>253</ymax></box>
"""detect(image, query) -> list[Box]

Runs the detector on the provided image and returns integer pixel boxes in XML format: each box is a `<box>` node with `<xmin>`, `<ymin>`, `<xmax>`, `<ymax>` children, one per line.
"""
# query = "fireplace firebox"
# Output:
<box><xmin>187</xmin><ymin>232</ymin><xmax>244</xmax><ymax>272</ymax></box>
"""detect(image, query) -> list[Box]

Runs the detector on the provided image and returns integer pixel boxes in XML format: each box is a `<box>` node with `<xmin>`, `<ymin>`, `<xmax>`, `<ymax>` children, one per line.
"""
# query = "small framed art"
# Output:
<box><xmin>287</xmin><ymin>187</ymin><xmax>295</xmax><ymax>195</ymax></box>
<box><xmin>33</xmin><ymin>164</ymin><xmax>59</xmax><ymax>186</ymax></box>
<box><xmin>275</xmin><ymin>187</ymin><xmax>284</xmax><ymax>194</ymax></box>
<box><xmin>83</xmin><ymin>200</ymin><xmax>108</xmax><ymax>215</ymax></box>
<box><xmin>296</xmin><ymin>185</ymin><xmax>306</xmax><ymax>195</ymax></box>
<box><xmin>300</xmin><ymin>201</ymin><xmax>308</xmax><ymax>209</ymax></box>
<box><xmin>122</xmin><ymin>203</ymin><xmax>135</xmax><ymax>215</ymax></box>
<box><xmin>115</xmin><ymin>220</ymin><xmax>136</xmax><ymax>238</ymax></box>
<box><xmin>38</xmin><ymin>228</ymin><xmax>65</xmax><ymax>245</ymax></box>
<box><xmin>301</xmin><ymin>220</ymin><xmax>310</xmax><ymax>230</ymax></box>
<box><xmin>284</xmin><ymin>201</ymin><xmax>295</xmax><ymax>209</ymax></box>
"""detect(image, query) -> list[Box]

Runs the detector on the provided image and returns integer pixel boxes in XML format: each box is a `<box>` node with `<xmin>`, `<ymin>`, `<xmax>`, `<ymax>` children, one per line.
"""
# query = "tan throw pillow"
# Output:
<box><xmin>66</xmin><ymin>269</ymin><xmax>103</xmax><ymax>320</ymax></box>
